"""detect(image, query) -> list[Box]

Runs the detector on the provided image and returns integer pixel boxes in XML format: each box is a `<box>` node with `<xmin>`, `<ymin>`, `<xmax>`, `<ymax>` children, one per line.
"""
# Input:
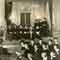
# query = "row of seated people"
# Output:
<box><xmin>16</xmin><ymin>38</ymin><xmax>60</xmax><ymax>60</ymax></box>
<box><xmin>7</xmin><ymin>19</ymin><xmax>50</xmax><ymax>40</ymax></box>
<box><xmin>7</xmin><ymin>24</ymin><xmax>34</xmax><ymax>39</ymax></box>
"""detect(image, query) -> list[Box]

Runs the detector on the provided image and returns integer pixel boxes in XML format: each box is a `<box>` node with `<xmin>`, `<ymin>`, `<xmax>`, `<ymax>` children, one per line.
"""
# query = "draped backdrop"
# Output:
<box><xmin>5</xmin><ymin>0</ymin><xmax>52</xmax><ymax>31</ymax></box>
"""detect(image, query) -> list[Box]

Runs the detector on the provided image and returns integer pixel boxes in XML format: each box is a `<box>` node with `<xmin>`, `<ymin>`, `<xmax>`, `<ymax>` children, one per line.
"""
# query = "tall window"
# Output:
<box><xmin>21</xmin><ymin>13</ymin><xmax>31</xmax><ymax>25</ymax></box>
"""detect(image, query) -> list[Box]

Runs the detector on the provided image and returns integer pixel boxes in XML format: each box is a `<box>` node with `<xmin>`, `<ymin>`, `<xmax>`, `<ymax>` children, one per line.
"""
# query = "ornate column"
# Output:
<box><xmin>0</xmin><ymin>0</ymin><xmax>7</xmax><ymax>41</ymax></box>
<box><xmin>53</xmin><ymin>0</ymin><xmax>60</xmax><ymax>37</ymax></box>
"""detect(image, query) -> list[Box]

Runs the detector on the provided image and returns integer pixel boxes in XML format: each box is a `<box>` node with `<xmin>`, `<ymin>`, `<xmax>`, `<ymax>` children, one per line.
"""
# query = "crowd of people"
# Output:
<box><xmin>16</xmin><ymin>37</ymin><xmax>60</xmax><ymax>60</ymax></box>
<box><xmin>7</xmin><ymin>18</ymin><xmax>50</xmax><ymax>40</ymax></box>
<box><xmin>0</xmin><ymin>18</ymin><xmax>58</xmax><ymax>60</ymax></box>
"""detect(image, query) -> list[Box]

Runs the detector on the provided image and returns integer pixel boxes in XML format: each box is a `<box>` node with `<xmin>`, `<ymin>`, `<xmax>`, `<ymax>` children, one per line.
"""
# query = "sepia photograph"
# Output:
<box><xmin>0</xmin><ymin>0</ymin><xmax>60</xmax><ymax>60</ymax></box>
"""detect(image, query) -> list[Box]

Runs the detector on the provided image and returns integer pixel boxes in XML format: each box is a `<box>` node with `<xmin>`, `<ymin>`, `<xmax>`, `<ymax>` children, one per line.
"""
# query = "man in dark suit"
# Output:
<box><xmin>39</xmin><ymin>18</ymin><xmax>50</xmax><ymax>37</ymax></box>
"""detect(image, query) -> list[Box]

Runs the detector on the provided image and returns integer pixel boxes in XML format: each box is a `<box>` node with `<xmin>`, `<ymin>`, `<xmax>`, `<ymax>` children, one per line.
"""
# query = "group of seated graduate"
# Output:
<box><xmin>7</xmin><ymin>18</ymin><xmax>50</xmax><ymax>40</ymax></box>
<box><xmin>16</xmin><ymin>37</ymin><xmax>60</xmax><ymax>60</ymax></box>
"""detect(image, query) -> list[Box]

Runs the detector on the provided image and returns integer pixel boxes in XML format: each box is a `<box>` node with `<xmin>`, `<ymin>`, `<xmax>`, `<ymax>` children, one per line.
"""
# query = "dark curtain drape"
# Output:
<box><xmin>48</xmin><ymin>0</ymin><xmax>53</xmax><ymax>34</ymax></box>
<box><xmin>5</xmin><ymin>0</ymin><xmax>12</xmax><ymax>25</ymax></box>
